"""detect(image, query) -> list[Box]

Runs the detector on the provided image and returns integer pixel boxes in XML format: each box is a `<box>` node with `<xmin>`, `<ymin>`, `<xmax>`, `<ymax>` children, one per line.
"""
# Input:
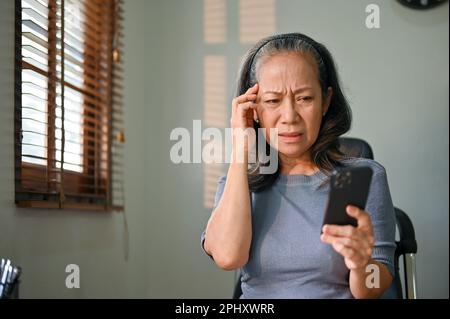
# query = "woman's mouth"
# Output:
<box><xmin>278</xmin><ymin>132</ymin><xmax>302</xmax><ymax>142</ymax></box>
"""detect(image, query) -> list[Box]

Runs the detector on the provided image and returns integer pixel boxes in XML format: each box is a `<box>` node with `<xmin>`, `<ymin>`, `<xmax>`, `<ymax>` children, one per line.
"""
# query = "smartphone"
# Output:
<box><xmin>321</xmin><ymin>166</ymin><xmax>373</xmax><ymax>229</ymax></box>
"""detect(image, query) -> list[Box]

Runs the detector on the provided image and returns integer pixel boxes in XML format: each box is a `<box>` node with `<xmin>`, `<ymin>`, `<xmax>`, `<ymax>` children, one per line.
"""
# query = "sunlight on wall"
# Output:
<box><xmin>239</xmin><ymin>0</ymin><xmax>275</xmax><ymax>44</ymax></box>
<box><xmin>204</xmin><ymin>0</ymin><xmax>227</xmax><ymax>44</ymax></box>
<box><xmin>203</xmin><ymin>56</ymin><xmax>227</xmax><ymax>208</ymax></box>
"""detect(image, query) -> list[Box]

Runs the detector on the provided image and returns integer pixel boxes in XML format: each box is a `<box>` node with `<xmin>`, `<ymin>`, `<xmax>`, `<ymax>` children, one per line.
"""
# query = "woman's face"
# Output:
<box><xmin>255</xmin><ymin>52</ymin><xmax>331</xmax><ymax>162</ymax></box>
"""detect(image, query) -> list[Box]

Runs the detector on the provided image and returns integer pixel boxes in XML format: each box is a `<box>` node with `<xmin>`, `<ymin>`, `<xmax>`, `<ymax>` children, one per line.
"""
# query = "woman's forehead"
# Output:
<box><xmin>256</xmin><ymin>52</ymin><xmax>320</xmax><ymax>89</ymax></box>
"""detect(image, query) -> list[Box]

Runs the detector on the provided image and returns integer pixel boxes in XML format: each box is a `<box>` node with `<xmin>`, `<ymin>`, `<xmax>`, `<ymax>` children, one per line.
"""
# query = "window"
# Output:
<box><xmin>15</xmin><ymin>0</ymin><xmax>124</xmax><ymax>211</ymax></box>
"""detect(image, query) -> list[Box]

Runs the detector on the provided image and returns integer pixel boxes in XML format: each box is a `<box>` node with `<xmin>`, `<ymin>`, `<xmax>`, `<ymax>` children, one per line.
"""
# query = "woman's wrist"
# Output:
<box><xmin>231</xmin><ymin>145</ymin><xmax>249</xmax><ymax>165</ymax></box>
<box><xmin>349</xmin><ymin>259</ymin><xmax>391</xmax><ymax>299</ymax></box>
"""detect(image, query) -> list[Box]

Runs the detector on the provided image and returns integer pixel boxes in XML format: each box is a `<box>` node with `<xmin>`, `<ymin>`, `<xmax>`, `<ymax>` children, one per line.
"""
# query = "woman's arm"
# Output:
<box><xmin>321</xmin><ymin>205</ymin><xmax>394</xmax><ymax>298</ymax></box>
<box><xmin>321</xmin><ymin>163</ymin><xmax>396</xmax><ymax>298</ymax></box>
<box><xmin>203</xmin><ymin>162</ymin><xmax>252</xmax><ymax>270</ymax></box>
<box><xmin>203</xmin><ymin>84</ymin><xmax>259</xmax><ymax>271</ymax></box>
<box><xmin>349</xmin><ymin>259</ymin><xmax>392</xmax><ymax>299</ymax></box>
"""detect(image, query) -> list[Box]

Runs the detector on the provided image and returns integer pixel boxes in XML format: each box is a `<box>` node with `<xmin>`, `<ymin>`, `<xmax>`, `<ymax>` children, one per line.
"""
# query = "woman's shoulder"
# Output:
<box><xmin>217</xmin><ymin>174</ymin><xmax>227</xmax><ymax>184</ymax></box>
<box><xmin>339</xmin><ymin>156</ymin><xmax>387</xmax><ymax>176</ymax></box>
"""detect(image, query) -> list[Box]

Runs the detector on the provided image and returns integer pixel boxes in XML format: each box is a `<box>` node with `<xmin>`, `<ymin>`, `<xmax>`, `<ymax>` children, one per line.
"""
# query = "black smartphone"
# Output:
<box><xmin>321</xmin><ymin>166</ymin><xmax>373</xmax><ymax>229</ymax></box>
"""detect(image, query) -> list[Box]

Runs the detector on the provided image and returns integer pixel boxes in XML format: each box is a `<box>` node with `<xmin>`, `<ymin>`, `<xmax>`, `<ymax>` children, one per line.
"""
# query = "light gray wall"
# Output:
<box><xmin>1</xmin><ymin>0</ymin><xmax>448</xmax><ymax>299</ymax></box>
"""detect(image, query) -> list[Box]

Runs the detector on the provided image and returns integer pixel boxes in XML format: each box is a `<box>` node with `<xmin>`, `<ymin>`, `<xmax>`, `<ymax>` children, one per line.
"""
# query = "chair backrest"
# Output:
<box><xmin>338</xmin><ymin>137</ymin><xmax>374</xmax><ymax>160</ymax></box>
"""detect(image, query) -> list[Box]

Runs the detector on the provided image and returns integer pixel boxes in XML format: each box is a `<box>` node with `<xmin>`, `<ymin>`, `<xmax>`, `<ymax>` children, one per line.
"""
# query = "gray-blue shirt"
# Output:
<box><xmin>201</xmin><ymin>157</ymin><xmax>396</xmax><ymax>299</ymax></box>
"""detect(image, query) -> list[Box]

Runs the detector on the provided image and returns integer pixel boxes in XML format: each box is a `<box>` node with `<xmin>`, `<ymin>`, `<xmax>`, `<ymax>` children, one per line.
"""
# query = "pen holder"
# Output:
<box><xmin>0</xmin><ymin>259</ymin><xmax>22</xmax><ymax>299</ymax></box>
<box><xmin>0</xmin><ymin>280</ymin><xmax>20</xmax><ymax>299</ymax></box>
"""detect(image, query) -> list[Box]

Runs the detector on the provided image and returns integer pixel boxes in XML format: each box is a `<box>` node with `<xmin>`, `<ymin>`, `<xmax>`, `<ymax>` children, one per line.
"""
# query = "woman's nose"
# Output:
<box><xmin>280</xmin><ymin>98</ymin><xmax>299</xmax><ymax>124</ymax></box>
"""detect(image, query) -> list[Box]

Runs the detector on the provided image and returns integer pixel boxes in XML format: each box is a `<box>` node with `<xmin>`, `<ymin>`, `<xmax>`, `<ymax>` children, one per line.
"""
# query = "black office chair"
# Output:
<box><xmin>232</xmin><ymin>137</ymin><xmax>418</xmax><ymax>299</ymax></box>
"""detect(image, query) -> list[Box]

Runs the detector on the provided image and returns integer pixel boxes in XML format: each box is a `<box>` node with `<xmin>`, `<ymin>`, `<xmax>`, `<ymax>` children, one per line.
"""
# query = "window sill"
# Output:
<box><xmin>16</xmin><ymin>200</ymin><xmax>124</xmax><ymax>212</ymax></box>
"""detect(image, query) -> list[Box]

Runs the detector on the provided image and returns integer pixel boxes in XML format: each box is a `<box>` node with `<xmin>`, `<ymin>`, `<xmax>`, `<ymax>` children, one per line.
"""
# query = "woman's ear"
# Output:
<box><xmin>323</xmin><ymin>87</ymin><xmax>333</xmax><ymax>116</ymax></box>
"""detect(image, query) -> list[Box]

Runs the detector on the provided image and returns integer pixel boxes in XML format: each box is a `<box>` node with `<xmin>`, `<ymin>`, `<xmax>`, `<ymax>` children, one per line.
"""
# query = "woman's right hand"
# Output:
<box><xmin>230</xmin><ymin>83</ymin><xmax>259</xmax><ymax>129</ymax></box>
<box><xmin>230</xmin><ymin>84</ymin><xmax>259</xmax><ymax>161</ymax></box>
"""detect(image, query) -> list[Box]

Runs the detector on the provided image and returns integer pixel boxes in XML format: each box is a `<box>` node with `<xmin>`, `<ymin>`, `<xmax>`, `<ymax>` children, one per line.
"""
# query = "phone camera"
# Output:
<box><xmin>335</xmin><ymin>172</ymin><xmax>352</xmax><ymax>188</ymax></box>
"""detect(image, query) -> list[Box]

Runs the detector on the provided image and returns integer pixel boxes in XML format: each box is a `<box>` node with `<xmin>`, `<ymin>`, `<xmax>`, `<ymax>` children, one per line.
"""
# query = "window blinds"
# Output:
<box><xmin>15</xmin><ymin>0</ymin><xmax>124</xmax><ymax>211</ymax></box>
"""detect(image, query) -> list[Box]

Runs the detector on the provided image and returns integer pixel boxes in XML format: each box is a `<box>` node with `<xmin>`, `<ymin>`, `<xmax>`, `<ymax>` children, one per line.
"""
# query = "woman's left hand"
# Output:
<box><xmin>320</xmin><ymin>205</ymin><xmax>375</xmax><ymax>270</ymax></box>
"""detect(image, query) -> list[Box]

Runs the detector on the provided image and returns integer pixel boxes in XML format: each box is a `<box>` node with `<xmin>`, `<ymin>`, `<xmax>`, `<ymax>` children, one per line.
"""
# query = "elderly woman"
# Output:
<box><xmin>201</xmin><ymin>33</ymin><xmax>396</xmax><ymax>299</ymax></box>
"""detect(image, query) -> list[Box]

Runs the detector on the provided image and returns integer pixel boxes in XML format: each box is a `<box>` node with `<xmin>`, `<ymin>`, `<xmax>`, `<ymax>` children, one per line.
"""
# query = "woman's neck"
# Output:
<box><xmin>279</xmin><ymin>153</ymin><xmax>319</xmax><ymax>176</ymax></box>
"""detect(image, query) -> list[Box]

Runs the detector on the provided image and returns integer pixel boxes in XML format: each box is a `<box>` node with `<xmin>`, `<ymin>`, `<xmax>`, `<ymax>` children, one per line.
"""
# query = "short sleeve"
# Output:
<box><xmin>200</xmin><ymin>175</ymin><xmax>227</xmax><ymax>260</ymax></box>
<box><xmin>364</xmin><ymin>165</ymin><xmax>397</xmax><ymax>277</ymax></box>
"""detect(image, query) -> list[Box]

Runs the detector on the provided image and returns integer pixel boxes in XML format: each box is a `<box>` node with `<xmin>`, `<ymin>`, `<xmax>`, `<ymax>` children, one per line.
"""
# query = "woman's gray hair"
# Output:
<box><xmin>247</xmin><ymin>36</ymin><xmax>329</xmax><ymax>97</ymax></box>
<box><xmin>235</xmin><ymin>33</ymin><xmax>352</xmax><ymax>193</ymax></box>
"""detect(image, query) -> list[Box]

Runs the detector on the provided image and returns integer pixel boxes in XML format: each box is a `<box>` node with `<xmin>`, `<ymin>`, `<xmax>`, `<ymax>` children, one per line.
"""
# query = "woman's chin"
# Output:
<box><xmin>277</xmin><ymin>145</ymin><xmax>307</xmax><ymax>158</ymax></box>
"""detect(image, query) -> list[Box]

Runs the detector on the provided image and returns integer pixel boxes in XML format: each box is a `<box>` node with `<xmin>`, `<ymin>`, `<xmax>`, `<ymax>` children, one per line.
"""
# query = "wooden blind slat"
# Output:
<box><xmin>22</xmin><ymin>7</ymin><xmax>48</xmax><ymax>27</ymax></box>
<box><xmin>22</xmin><ymin>0</ymin><xmax>49</xmax><ymax>17</ymax></box>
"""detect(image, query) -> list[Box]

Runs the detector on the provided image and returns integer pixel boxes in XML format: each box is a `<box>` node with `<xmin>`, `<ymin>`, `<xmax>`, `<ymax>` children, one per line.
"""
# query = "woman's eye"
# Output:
<box><xmin>297</xmin><ymin>96</ymin><xmax>313</xmax><ymax>102</ymax></box>
<box><xmin>265</xmin><ymin>99</ymin><xmax>279</xmax><ymax>104</ymax></box>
